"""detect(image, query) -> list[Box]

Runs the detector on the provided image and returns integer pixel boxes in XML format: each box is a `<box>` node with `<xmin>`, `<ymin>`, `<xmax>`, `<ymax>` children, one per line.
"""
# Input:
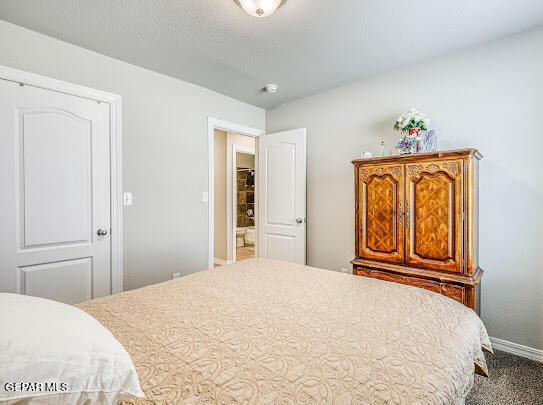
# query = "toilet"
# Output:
<box><xmin>245</xmin><ymin>227</ymin><xmax>255</xmax><ymax>245</ymax></box>
<box><xmin>236</xmin><ymin>227</ymin><xmax>246</xmax><ymax>247</ymax></box>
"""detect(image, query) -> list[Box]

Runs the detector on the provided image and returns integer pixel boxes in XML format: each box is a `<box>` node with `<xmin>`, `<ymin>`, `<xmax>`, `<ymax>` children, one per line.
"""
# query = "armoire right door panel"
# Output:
<box><xmin>405</xmin><ymin>160</ymin><xmax>463</xmax><ymax>273</ymax></box>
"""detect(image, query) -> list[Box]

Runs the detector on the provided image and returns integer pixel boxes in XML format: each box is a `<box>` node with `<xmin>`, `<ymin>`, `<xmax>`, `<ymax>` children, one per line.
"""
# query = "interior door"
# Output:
<box><xmin>357</xmin><ymin>164</ymin><xmax>405</xmax><ymax>263</ymax></box>
<box><xmin>258</xmin><ymin>129</ymin><xmax>306</xmax><ymax>264</ymax></box>
<box><xmin>0</xmin><ymin>79</ymin><xmax>111</xmax><ymax>304</ymax></box>
<box><xmin>405</xmin><ymin>160</ymin><xmax>463</xmax><ymax>273</ymax></box>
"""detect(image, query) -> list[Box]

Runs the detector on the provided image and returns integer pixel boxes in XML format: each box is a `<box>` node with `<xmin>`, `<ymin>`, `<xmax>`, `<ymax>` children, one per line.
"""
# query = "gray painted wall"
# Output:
<box><xmin>267</xmin><ymin>27</ymin><xmax>543</xmax><ymax>350</ymax></box>
<box><xmin>0</xmin><ymin>20</ymin><xmax>265</xmax><ymax>290</ymax></box>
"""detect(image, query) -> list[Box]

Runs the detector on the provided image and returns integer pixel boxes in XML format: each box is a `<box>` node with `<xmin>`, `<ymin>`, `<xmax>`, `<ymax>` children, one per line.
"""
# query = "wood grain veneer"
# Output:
<box><xmin>352</xmin><ymin>148</ymin><xmax>483</xmax><ymax>313</ymax></box>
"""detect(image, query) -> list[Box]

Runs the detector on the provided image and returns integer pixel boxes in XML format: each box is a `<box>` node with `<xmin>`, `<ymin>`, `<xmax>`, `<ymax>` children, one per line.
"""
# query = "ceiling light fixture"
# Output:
<box><xmin>234</xmin><ymin>0</ymin><xmax>287</xmax><ymax>18</ymax></box>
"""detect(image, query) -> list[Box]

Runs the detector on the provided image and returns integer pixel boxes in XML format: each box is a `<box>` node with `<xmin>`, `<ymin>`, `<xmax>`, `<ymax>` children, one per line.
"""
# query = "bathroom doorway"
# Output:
<box><xmin>211</xmin><ymin>124</ymin><xmax>260</xmax><ymax>267</ymax></box>
<box><xmin>233</xmin><ymin>148</ymin><xmax>256</xmax><ymax>263</ymax></box>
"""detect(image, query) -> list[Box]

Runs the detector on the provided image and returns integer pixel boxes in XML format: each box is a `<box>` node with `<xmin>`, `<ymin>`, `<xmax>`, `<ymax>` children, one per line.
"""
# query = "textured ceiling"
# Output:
<box><xmin>1</xmin><ymin>0</ymin><xmax>542</xmax><ymax>108</ymax></box>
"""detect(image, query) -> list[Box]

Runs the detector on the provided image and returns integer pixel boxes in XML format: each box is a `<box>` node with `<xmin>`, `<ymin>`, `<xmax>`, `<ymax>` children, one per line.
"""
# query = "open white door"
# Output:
<box><xmin>258</xmin><ymin>129</ymin><xmax>306</xmax><ymax>264</ymax></box>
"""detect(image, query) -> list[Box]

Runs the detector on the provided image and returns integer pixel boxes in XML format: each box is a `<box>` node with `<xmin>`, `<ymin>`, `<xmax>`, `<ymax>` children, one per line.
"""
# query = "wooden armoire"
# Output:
<box><xmin>352</xmin><ymin>149</ymin><xmax>483</xmax><ymax>313</ymax></box>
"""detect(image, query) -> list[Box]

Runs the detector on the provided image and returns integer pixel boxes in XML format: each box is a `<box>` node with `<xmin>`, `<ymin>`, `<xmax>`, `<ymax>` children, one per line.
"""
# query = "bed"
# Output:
<box><xmin>77</xmin><ymin>259</ymin><xmax>492</xmax><ymax>404</ymax></box>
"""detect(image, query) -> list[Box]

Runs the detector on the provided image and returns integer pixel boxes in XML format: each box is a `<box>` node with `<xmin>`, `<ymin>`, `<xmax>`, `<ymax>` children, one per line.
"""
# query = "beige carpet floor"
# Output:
<box><xmin>467</xmin><ymin>350</ymin><xmax>543</xmax><ymax>404</ymax></box>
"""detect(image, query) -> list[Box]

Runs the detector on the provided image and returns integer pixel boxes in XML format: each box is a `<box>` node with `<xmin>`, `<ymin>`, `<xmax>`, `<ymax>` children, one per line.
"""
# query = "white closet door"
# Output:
<box><xmin>258</xmin><ymin>128</ymin><xmax>306</xmax><ymax>264</ymax></box>
<box><xmin>0</xmin><ymin>79</ymin><xmax>111</xmax><ymax>304</ymax></box>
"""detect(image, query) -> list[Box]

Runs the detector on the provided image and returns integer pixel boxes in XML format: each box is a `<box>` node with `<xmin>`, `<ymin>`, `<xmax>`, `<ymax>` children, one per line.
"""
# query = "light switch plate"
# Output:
<box><xmin>123</xmin><ymin>192</ymin><xmax>133</xmax><ymax>206</ymax></box>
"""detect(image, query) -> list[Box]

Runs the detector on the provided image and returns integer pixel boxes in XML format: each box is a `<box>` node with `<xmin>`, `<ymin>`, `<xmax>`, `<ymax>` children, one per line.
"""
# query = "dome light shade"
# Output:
<box><xmin>234</xmin><ymin>0</ymin><xmax>287</xmax><ymax>18</ymax></box>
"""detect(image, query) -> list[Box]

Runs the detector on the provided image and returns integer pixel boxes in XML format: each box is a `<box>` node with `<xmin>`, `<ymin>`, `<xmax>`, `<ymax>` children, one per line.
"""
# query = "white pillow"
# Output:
<box><xmin>0</xmin><ymin>293</ymin><xmax>144</xmax><ymax>404</ymax></box>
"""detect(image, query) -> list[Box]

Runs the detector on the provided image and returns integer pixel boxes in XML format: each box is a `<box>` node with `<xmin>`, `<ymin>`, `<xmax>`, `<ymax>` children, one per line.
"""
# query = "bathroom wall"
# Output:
<box><xmin>237</xmin><ymin>153</ymin><xmax>255</xmax><ymax>169</ymax></box>
<box><xmin>213</xmin><ymin>129</ymin><xmax>228</xmax><ymax>262</ymax></box>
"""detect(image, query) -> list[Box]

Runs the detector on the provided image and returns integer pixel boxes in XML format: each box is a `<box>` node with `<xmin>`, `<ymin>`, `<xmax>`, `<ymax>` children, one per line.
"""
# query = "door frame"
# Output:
<box><xmin>0</xmin><ymin>65</ymin><xmax>124</xmax><ymax>294</ymax></box>
<box><xmin>208</xmin><ymin>117</ymin><xmax>264</xmax><ymax>269</ymax></box>
<box><xmin>232</xmin><ymin>145</ymin><xmax>256</xmax><ymax>263</ymax></box>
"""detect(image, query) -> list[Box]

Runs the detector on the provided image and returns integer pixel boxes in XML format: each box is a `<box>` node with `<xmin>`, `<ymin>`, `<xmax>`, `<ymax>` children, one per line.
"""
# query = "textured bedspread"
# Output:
<box><xmin>78</xmin><ymin>259</ymin><xmax>491</xmax><ymax>404</ymax></box>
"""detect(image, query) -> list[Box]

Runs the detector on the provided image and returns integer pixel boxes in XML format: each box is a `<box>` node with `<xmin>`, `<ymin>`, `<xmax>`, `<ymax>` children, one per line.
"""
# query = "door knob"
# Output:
<box><xmin>97</xmin><ymin>228</ymin><xmax>109</xmax><ymax>236</ymax></box>
<box><xmin>296</xmin><ymin>218</ymin><xmax>306</xmax><ymax>224</ymax></box>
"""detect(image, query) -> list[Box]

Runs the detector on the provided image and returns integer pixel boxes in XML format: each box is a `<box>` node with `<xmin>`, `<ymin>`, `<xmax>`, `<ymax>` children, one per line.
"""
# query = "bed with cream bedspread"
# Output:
<box><xmin>78</xmin><ymin>259</ymin><xmax>491</xmax><ymax>404</ymax></box>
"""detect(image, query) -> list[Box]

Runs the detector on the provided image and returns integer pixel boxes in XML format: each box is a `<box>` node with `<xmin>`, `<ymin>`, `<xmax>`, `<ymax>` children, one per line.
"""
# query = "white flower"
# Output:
<box><xmin>394</xmin><ymin>108</ymin><xmax>430</xmax><ymax>132</ymax></box>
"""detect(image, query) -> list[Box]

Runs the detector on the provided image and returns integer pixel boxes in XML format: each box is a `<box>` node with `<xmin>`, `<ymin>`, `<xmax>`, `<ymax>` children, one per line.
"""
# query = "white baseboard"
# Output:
<box><xmin>490</xmin><ymin>337</ymin><xmax>543</xmax><ymax>363</ymax></box>
<box><xmin>214</xmin><ymin>258</ymin><xmax>234</xmax><ymax>266</ymax></box>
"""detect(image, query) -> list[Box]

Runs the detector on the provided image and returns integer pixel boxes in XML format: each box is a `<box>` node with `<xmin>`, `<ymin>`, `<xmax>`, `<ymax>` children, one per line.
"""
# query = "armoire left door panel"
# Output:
<box><xmin>357</xmin><ymin>164</ymin><xmax>404</xmax><ymax>264</ymax></box>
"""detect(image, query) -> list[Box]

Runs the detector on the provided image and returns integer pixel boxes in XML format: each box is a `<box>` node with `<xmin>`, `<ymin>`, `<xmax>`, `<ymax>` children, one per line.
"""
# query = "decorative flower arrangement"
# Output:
<box><xmin>394</xmin><ymin>108</ymin><xmax>430</xmax><ymax>154</ymax></box>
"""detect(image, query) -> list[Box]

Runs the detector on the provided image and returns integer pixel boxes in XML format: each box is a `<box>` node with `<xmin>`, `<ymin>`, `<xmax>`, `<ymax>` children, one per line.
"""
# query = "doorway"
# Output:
<box><xmin>208</xmin><ymin>118</ymin><xmax>264</xmax><ymax>269</ymax></box>
<box><xmin>233</xmin><ymin>148</ymin><xmax>256</xmax><ymax>263</ymax></box>
<box><xmin>208</xmin><ymin>118</ymin><xmax>307</xmax><ymax>268</ymax></box>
